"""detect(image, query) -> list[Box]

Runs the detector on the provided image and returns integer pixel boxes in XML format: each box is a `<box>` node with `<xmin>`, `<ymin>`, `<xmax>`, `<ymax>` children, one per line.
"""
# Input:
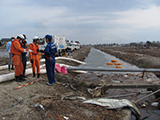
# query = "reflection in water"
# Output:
<box><xmin>79</xmin><ymin>47</ymin><xmax>139</xmax><ymax>74</ymax></box>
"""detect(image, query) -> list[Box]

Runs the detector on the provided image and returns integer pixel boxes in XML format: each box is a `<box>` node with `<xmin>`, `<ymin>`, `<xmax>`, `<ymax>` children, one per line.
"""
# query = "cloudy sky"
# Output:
<box><xmin>0</xmin><ymin>0</ymin><xmax>160</xmax><ymax>44</ymax></box>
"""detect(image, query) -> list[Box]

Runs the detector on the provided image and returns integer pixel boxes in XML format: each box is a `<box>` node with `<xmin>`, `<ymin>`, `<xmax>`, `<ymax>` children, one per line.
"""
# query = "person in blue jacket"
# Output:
<box><xmin>6</xmin><ymin>36</ymin><xmax>15</xmax><ymax>70</ymax></box>
<box><xmin>44</xmin><ymin>34</ymin><xmax>57</xmax><ymax>86</ymax></box>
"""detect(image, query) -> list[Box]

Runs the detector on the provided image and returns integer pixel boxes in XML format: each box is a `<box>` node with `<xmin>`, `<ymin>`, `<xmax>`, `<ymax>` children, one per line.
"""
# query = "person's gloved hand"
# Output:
<box><xmin>23</xmin><ymin>49</ymin><xmax>29</xmax><ymax>52</ymax></box>
<box><xmin>31</xmin><ymin>59</ymin><xmax>33</xmax><ymax>63</ymax></box>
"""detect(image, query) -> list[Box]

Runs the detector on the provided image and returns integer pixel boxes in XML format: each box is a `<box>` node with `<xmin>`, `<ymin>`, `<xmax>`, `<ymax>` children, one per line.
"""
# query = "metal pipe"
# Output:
<box><xmin>107</xmin><ymin>91</ymin><xmax>152</xmax><ymax>98</ymax></box>
<box><xmin>67</xmin><ymin>67</ymin><xmax>160</xmax><ymax>72</ymax></box>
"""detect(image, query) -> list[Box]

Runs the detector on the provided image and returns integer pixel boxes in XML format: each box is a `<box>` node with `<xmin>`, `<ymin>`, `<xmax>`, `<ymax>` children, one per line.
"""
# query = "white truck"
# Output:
<box><xmin>66</xmin><ymin>40</ymin><xmax>81</xmax><ymax>52</ymax></box>
<box><xmin>54</xmin><ymin>36</ymin><xmax>67</xmax><ymax>56</ymax></box>
<box><xmin>38</xmin><ymin>35</ymin><xmax>67</xmax><ymax>56</ymax></box>
<box><xmin>72</xmin><ymin>42</ymin><xmax>80</xmax><ymax>50</ymax></box>
<box><xmin>66</xmin><ymin>41</ymin><xmax>74</xmax><ymax>52</ymax></box>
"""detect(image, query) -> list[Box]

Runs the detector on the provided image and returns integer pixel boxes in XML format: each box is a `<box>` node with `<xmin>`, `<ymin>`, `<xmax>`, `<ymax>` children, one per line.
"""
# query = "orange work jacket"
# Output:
<box><xmin>10</xmin><ymin>39</ymin><xmax>25</xmax><ymax>55</ymax></box>
<box><xmin>29</xmin><ymin>43</ymin><xmax>40</xmax><ymax>60</ymax></box>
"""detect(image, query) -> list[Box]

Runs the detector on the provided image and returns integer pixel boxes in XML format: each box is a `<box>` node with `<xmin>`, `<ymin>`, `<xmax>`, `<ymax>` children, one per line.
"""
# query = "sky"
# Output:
<box><xmin>0</xmin><ymin>0</ymin><xmax>160</xmax><ymax>45</ymax></box>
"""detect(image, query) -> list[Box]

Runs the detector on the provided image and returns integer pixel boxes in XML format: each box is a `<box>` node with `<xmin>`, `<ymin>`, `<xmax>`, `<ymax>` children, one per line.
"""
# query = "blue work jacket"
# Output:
<box><xmin>44</xmin><ymin>41</ymin><xmax>57</xmax><ymax>62</ymax></box>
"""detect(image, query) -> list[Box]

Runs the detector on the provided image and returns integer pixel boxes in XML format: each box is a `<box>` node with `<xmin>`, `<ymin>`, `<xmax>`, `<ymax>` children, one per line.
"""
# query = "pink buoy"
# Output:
<box><xmin>55</xmin><ymin>64</ymin><xmax>61</xmax><ymax>73</ymax></box>
<box><xmin>61</xmin><ymin>66</ymin><xmax>68</xmax><ymax>74</ymax></box>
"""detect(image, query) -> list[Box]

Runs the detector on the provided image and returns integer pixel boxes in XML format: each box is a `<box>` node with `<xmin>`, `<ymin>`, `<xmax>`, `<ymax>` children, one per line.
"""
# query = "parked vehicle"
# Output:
<box><xmin>38</xmin><ymin>38</ymin><xmax>46</xmax><ymax>51</ymax></box>
<box><xmin>72</xmin><ymin>42</ymin><xmax>80</xmax><ymax>50</ymax></box>
<box><xmin>66</xmin><ymin>42</ymin><xmax>74</xmax><ymax>52</ymax></box>
<box><xmin>55</xmin><ymin>36</ymin><xmax>67</xmax><ymax>56</ymax></box>
<box><xmin>75</xmin><ymin>41</ymin><xmax>80</xmax><ymax>46</ymax></box>
<box><xmin>38</xmin><ymin>35</ymin><xmax>68</xmax><ymax>56</ymax></box>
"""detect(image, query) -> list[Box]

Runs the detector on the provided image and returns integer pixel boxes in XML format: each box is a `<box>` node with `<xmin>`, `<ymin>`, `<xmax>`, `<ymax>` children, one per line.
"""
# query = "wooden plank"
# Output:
<box><xmin>104</xmin><ymin>84</ymin><xmax>160</xmax><ymax>89</ymax></box>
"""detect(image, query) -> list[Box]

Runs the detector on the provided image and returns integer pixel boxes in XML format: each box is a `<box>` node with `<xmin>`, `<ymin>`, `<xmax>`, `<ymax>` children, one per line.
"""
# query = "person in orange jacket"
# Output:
<box><xmin>10</xmin><ymin>34</ymin><xmax>29</xmax><ymax>82</ymax></box>
<box><xmin>29</xmin><ymin>36</ymin><xmax>40</xmax><ymax>78</ymax></box>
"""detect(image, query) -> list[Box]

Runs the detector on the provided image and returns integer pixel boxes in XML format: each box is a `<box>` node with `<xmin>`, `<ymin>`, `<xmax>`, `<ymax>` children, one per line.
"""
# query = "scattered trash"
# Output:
<box><xmin>61</xmin><ymin>66</ymin><xmax>68</xmax><ymax>74</ymax></box>
<box><xmin>18</xmin><ymin>97</ymin><xmax>23</xmax><ymax>103</ymax></box>
<box><xmin>83</xmin><ymin>98</ymin><xmax>141</xmax><ymax>120</ymax></box>
<box><xmin>70</xmin><ymin>84</ymin><xmax>77</xmax><ymax>91</ymax></box>
<box><xmin>151</xmin><ymin>102</ymin><xmax>159</xmax><ymax>107</ymax></box>
<box><xmin>123</xmin><ymin>75</ymin><xmax>128</xmax><ymax>78</ymax></box>
<box><xmin>39</xmin><ymin>104</ymin><xmax>44</xmax><ymax>110</ymax></box>
<box><xmin>62</xmin><ymin>96</ymin><xmax>86</xmax><ymax>101</ymax></box>
<box><xmin>88</xmin><ymin>77</ymin><xmax>111</xmax><ymax>97</ymax></box>
<box><xmin>63</xmin><ymin>116</ymin><xmax>69</xmax><ymax>120</ymax></box>
<box><xmin>68</xmin><ymin>52</ymin><xmax>71</xmax><ymax>56</ymax></box>
<box><xmin>112</xmin><ymin>80</ymin><xmax>121</xmax><ymax>83</ymax></box>
<box><xmin>34</xmin><ymin>103</ymin><xmax>44</xmax><ymax>111</ymax></box>
<box><xmin>140</xmin><ymin>102</ymin><xmax>147</xmax><ymax>108</ymax></box>
<box><xmin>55</xmin><ymin>64</ymin><xmax>61</xmax><ymax>73</ymax></box>
<box><xmin>146</xmin><ymin>79</ymin><xmax>152</xmax><ymax>83</ymax></box>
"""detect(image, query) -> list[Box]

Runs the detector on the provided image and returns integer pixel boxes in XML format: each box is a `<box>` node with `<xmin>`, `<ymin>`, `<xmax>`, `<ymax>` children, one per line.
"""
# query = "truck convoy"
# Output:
<box><xmin>38</xmin><ymin>35</ymin><xmax>80</xmax><ymax>56</ymax></box>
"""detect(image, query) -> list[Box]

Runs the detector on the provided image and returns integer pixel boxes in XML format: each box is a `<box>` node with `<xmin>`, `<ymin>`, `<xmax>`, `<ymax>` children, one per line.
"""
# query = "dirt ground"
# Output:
<box><xmin>0</xmin><ymin>46</ymin><xmax>160</xmax><ymax>120</ymax></box>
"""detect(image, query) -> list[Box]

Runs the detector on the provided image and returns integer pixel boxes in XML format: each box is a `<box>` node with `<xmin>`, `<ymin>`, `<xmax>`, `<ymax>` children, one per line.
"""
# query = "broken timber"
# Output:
<box><xmin>104</xmin><ymin>84</ymin><xmax>160</xmax><ymax>90</ymax></box>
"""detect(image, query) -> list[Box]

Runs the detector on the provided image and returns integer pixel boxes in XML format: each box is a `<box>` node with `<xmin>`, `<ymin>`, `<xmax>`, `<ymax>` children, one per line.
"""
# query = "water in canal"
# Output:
<box><xmin>79</xmin><ymin>47</ymin><xmax>139</xmax><ymax>74</ymax></box>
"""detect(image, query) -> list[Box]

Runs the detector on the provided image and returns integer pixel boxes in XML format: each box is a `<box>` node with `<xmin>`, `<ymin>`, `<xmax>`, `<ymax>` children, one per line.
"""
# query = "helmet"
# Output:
<box><xmin>23</xmin><ymin>34</ymin><xmax>27</xmax><ymax>39</ymax></box>
<box><xmin>33</xmin><ymin>36</ymin><xmax>39</xmax><ymax>40</ymax></box>
<box><xmin>11</xmin><ymin>36</ymin><xmax>15</xmax><ymax>39</ymax></box>
<box><xmin>17</xmin><ymin>34</ymin><xmax>25</xmax><ymax>40</ymax></box>
<box><xmin>45</xmin><ymin>34</ymin><xmax>52</xmax><ymax>39</ymax></box>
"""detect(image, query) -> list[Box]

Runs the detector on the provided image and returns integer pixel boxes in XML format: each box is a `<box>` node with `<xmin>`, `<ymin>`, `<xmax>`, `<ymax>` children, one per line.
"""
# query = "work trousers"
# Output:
<box><xmin>45</xmin><ymin>59</ymin><xmax>55</xmax><ymax>84</ymax></box>
<box><xmin>21</xmin><ymin>54</ymin><xmax>27</xmax><ymax>76</ymax></box>
<box><xmin>8</xmin><ymin>53</ymin><xmax>13</xmax><ymax>65</ymax></box>
<box><xmin>12</xmin><ymin>55</ymin><xmax>23</xmax><ymax>76</ymax></box>
<box><xmin>32</xmin><ymin>56</ymin><xmax>40</xmax><ymax>74</ymax></box>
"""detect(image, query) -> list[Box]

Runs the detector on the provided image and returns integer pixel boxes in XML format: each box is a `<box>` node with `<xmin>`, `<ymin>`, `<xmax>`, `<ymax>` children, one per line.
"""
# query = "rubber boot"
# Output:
<box><xmin>15</xmin><ymin>76</ymin><xmax>21</xmax><ymax>82</ymax></box>
<box><xmin>19</xmin><ymin>75</ymin><xmax>26</xmax><ymax>81</ymax></box>
<box><xmin>33</xmin><ymin>73</ymin><xmax>35</xmax><ymax>77</ymax></box>
<box><xmin>11</xmin><ymin>65</ymin><xmax>14</xmax><ymax>70</ymax></box>
<box><xmin>37</xmin><ymin>73</ymin><xmax>40</xmax><ymax>78</ymax></box>
<box><xmin>8</xmin><ymin>65</ymin><xmax>10</xmax><ymax>70</ymax></box>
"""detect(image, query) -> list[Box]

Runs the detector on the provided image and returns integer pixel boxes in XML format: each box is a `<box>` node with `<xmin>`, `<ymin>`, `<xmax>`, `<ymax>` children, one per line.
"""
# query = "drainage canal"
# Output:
<box><xmin>79</xmin><ymin>47</ymin><xmax>139</xmax><ymax>74</ymax></box>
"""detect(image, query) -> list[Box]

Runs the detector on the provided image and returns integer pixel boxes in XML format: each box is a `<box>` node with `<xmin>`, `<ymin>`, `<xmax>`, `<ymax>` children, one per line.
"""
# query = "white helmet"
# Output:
<box><xmin>18</xmin><ymin>34</ymin><xmax>25</xmax><ymax>40</ymax></box>
<box><xmin>33</xmin><ymin>36</ymin><xmax>39</xmax><ymax>40</ymax></box>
